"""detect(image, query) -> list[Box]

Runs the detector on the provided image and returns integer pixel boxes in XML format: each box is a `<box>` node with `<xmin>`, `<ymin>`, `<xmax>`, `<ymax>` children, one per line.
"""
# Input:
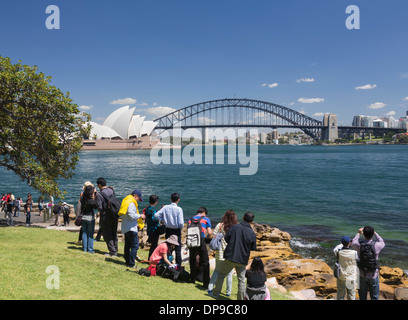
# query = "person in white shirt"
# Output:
<box><xmin>333</xmin><ymin>235</ymin><xmax>359</xmax><ymax>300</ymax></box>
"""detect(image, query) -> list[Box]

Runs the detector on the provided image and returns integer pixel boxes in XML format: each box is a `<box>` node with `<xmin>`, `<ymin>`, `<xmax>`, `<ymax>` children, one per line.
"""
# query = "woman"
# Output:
<box><xmin>145</xmin><ymin>195</ymin><xmax>163</xmax><ymax>259</ymax></box>
<box><xmin>207</xmin><ymin>209</ymin><xmax>238</xmax><ymax>297</ymax></box>
<box><xmin>80</xmin><ymin>184</ymin><xmax>98</xmax><ymax>253</ymax></box>
<box><xmin>38</xmin><ymin>196</ymin><xmax>44</xmax><ymax>216</ymax></box>
<box><xmin>244</xmin><ymin>257</ymin><xmax>270</xmax><ymax>300</ymax></box>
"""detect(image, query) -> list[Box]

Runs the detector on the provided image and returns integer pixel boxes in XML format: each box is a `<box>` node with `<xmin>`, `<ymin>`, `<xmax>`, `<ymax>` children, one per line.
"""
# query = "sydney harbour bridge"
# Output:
<box><xmin>153</xmin><ymin>98</ymin><xmax>404</xmax><ymax>141</ymax></box>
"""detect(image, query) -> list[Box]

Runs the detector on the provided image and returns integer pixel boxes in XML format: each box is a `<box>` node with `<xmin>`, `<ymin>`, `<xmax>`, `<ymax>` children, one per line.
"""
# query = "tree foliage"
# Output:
<box><xmin>0</xmin><ymin>56</ymin><xmax>90</xmax><ymax>198</ymax></box>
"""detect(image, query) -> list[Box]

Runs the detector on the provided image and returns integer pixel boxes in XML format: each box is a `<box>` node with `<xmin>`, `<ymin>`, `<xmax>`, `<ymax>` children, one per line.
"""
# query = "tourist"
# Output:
<box><xmin>154</xmin><ymin>192</ymin><xmax>184</xmax><ymax>265</ymax></box>
<box><xmin>27</xmin><ymin>193</ymin><xmax>32</xmax><ymax>212</ymax></box>
<box><xmin>5</xmin><ymin>194</ymin><xmax>14</xmax><ymax>226</ymax></box>
<box><xmin>149</xmin><ymin>234</ymin><xmax>179</xmax><ymax>267</ymax></box>
<box><xmin>208</xmin><ymin>209</ymin><xmax>237</xmax><ymax>297</ymax></box>
<box><xmin>38</xmin><ymin>196</ymin><xmax>44</xmax><ymax>216</ymax></box>
<box><xmin>119</xmin><ymin>189</ymin><xmax>145</xmax><ymax>270</ymax></box>
<box><xmin>62</xmin><ymin>202</ymin><xmax>70</xmax><ymax>225</ymax></box>
<box><xmin>96</xmin><ymin>177</ymin><xmax>119</xmax><ymax>257</ymax></box>
<box><xmin>53</xmin><ymin>202</ymin><xmax>62</xmax><ymax>227</ymax></box>
<box><xmin>80</xmin><ymin>185</ymin><xmax>98</xmax><ymax>253</ymax></box>
<box><xmin>351</xmin><ymin>226</ymin><xmax>385</xmax><ymax>300</ymax></box>
<box><xmin>210</xmin><ymin>211</ymin><xmax>257</xmax><ymax>300</ymax></box>
<box><xmin>76</xmin><ymin>181</ymin><xmax>94</xmax><ymax>244</ymax></box>
<box><xmin>145</xmin><ymin>195</ymin><xmax>164</xmax><ymax>259</ymax></box>
<box><xmin>244</xmin><ymin>257</ymin><xmax>270</xmax><ymax>300</ymax></box>
<box><xmin>187</xmin><ymin>207</ymin><xmax>212</xmax><ymax>289</ymax></box>
<box><xmin>24</xmin><ymin>201</ymin><xmax>31</xmax><ymax>227</ymax></box>
<box><xmin>13</xmin><ymin>197</ymin><xmax>21</xmax><ymax>217</ymax></box>
<box><xmin>333</xmin><ymin>235</ymin><xmax>358</xmax><ymax>300</ymax></box>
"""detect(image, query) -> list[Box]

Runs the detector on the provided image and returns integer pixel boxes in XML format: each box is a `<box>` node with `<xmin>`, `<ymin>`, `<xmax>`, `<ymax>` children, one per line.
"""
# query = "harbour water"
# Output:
<box><xmin>1</xmin><ymin>144</ymin><xmax>407</xmax><ymax>271</ymax></box>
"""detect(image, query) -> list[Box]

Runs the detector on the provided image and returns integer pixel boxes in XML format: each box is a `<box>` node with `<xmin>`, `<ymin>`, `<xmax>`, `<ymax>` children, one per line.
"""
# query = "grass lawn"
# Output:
<box><xmin>0</xmin><ymin>227</ymin><xmax>292</xmax><ymax>300</ymax></box>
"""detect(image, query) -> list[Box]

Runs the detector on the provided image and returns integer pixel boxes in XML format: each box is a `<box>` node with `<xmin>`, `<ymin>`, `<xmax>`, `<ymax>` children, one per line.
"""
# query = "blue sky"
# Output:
<box><xmin>1</xmin><ymin>0</ymin><xmax>408</xmax><ymax>126</ymax></box>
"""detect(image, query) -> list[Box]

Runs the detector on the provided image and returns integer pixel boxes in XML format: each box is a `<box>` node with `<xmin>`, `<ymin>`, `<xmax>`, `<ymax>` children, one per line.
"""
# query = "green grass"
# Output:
<box><xmin>0</xmin><ymin>227</ymin><xmax>292</xmax><ymax>300</ymax></box>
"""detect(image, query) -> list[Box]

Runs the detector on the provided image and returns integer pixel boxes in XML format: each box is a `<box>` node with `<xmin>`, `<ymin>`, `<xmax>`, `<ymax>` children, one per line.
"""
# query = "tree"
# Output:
<box><xmin>0</xmin><ymin>56</ymin><xmax>90</xmax><ymax>198</ymax></box>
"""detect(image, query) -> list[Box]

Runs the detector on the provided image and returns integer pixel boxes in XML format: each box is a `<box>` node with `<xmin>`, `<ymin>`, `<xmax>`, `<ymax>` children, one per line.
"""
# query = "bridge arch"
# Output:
<box><xmin>153</xmin><ymin>98</ymin><xmax>323</xmax><ymax>140</ymax></box>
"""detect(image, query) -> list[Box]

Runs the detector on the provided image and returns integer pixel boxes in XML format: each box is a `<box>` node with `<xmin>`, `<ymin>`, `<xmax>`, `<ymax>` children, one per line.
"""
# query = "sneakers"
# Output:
<box><xmin>104</xmin><ymin>253</ymin><xmax>118</xmax><ymax>258</ymax></box>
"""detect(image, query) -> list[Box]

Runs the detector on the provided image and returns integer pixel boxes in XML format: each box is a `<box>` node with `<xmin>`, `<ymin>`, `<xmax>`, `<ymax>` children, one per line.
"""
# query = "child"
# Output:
<box><xmin>245</xmin><ymin>257</ymin><xmax>270</xmax><ymax>300</ymax></box>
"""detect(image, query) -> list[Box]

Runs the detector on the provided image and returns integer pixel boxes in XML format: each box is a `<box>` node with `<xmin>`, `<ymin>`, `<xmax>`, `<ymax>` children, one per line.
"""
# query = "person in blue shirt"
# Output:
<box><xmin>154</xmin><ymin>192</ymin><xmax>184</xmax><ymax>265</ymax></box>
<box><xmin>187</xmin><ymin>207</ymin><xmax>212</xmax><ymax>289</ymax></box>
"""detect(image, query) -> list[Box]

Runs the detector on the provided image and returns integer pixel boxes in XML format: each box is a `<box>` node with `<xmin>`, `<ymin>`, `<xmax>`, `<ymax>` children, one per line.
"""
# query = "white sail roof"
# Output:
<box><xmin>103</xmin><ymin>105</ymin><xmax>130</xmax><ymax>129</ymax></box>
<box><xmin>88</xmin><ymin>121</ymin><xmax>121</xmax><ymax>139</ymax></box>
<box><xmin>109</xmin><ymin>107</ymin><xmax>136</xmax><ymax>139</ymax></box>
<box><xmin>140</xmin><ymin>121</ymin><xmax>158</xmax><ymax>136</ymax></box>
<box><xmin>128</xmin><ymin>115</ymin><xmax>146</xmax><ymax>138</ymax></box>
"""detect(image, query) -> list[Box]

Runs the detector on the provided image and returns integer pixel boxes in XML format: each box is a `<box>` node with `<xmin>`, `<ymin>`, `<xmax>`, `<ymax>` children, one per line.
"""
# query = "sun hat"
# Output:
<box><xmin>165</xmin><ymin>235</ymin><xmax>179</xmax><ymax>246</ymax></box>
<box><xmin>83</xmin><ymin>181</ymin><xmax>94</xmax><ymax>190</ymax></box>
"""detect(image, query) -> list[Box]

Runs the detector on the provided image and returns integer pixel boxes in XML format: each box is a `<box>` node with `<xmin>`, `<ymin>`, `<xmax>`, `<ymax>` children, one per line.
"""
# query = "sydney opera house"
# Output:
<box><xmin>82</xmin><ymin>105</ymin><xmax>160</xmax><ymax>150</ymax></box>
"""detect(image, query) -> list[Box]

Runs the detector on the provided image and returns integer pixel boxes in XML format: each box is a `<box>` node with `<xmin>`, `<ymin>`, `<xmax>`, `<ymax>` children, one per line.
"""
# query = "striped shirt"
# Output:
<box><xmin>188</xmin><ymin>214</ymin><xmax>211</xmax><ymax>237</ymax></box>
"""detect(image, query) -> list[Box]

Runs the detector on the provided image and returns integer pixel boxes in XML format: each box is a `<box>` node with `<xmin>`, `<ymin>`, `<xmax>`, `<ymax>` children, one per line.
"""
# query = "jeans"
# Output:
<box><xmin>212</xmin><ymin>259</ymin><xmax>247</xmax><ymax>300</ymax></box>
<box><xmin>82</xmin><ymin>219</ymin><xmax>95</xmax><ymax>253</ymax></box>
<box><xmin>6</xmin><ymin>211</ymin><xmax>14</xmax><ymax>226</ymax></box>
<box><xmin>26</xmin><ymin>212</ymin><xmax>31</xmax><ymax>226</ymax></box>
<box><xmin>13</xmin><ymin>206</ymin><xmax>20</xmax><ymax>217</ymax></box>
<box><xmin>124</xmin><ymin>231</ymin><xmax>139</xmax><ymax>268</ymax></box>
<box><xmin>359</xmin><ymin>276</ymin><xmax>379</xmax><ymax>300</ymax></box>
<box><xmin>208</xmin><ymin>259</ymin><xmax>233</xmax><ymax>295</ymax></box>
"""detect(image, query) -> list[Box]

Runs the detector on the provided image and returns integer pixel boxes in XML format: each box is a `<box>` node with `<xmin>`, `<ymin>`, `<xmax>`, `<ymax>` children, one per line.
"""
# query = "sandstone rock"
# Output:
<box><xmin>379</xmin><ymin>266</ymin><xmax>408</xmax><ymax>287</ymax></box>
<box><xmin>263</xmin><ymin>258</ymin><xmax>337</xmax><ymax>297</ymax></box>
<box><xmin>394</xmin><ymin>287</ymin><xmax>408</xmax><ymax>300</ymax></box>
<box><xmin>266</xmin><ymin>277</ymin><xmax>287</xmax><ymax>294</ymax></box>
<box><xmin>379</xmin><ymin>282</ymin><xmax>395</xmax><ymax>300</ymax></box>
<box><xmin>290</xmin><ymin>289</ymin><xmax>318</xmax><ymax>300</ymax></box>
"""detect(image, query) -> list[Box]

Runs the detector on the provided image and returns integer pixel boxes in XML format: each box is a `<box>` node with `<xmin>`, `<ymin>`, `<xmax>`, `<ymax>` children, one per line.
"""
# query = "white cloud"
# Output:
<box><xmin>403</xmin><ymin>97</ymin><xmax>408</xmax><ymax>101</ymax></box>
<box><xmin>296</xmin><ymin>78</ymin><xmax>315</xmax><ymax>83</ymax></box>
<box><xmin>386</xmin><ymin>111</ymin><xmax>396</xmax><ymax>116</ymax></box>
<box><xmin>297</xmin><ymin>97</ymin><xmax>324</xmax><ymax>104</ymax></box>
<box><xmin>261</xmin><ymin>82</ymin><xmax>278</xmax><ymax>88</ymax></box>
<box><xmin>79</xmin><ymin>105</ymin><xmax>94</xmax><ymax>110</ymax></box>
<box><xmin>367</xmin><ymin>102</ymin><xmax>386</xmax><ymax>110</ymax></box>
<box><xmin>298</xmin><ymin>108</ymin><xmax>306</xmax><ymax>114</ymax></box>
<box><xmin>138</xmin><ymin>101</ymin><xmax>149</xmax><ymax>106</ymax></box>
<box><xmin>110</xmin><ymin>98</ymin><xmax>137</xmax><ymax>105</ymax></box>
<box><xmin>147</xmin><ymin>106</ymin><xmax>177</xmax><ymax>117</ymax></box>
<box><xmin>355</xmin><ymin>84</ymin><xmax>377</xmax><ymax>90</ymax></box>
<box><xmin>313</xmin><ymin>112</ymin><xmax>327</xmax><ymax>117</ymax></box>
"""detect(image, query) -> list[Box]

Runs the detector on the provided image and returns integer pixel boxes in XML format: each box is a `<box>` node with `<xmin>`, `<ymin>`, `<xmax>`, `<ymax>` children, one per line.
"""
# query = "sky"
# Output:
<box><xmin>1</xmin><ymin>0</ymin><xmax>408</xmax><ymax>126</ymax></box>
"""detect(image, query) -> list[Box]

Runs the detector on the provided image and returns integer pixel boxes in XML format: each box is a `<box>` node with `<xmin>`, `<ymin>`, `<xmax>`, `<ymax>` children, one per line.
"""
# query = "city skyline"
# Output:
<box><xmin>1</xmin><ymin>0</ymin><xmax>408</xmax><ymax>127</ymax></box>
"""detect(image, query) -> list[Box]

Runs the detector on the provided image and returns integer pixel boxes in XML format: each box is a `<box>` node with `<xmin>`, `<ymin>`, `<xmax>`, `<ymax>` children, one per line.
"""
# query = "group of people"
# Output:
<box><xmin>334</xmin><ymin>226</ymin><xmax>385</xmax><ymax>300</ymax></box>
<box><xmin>76</xmin><ymin>178</ymin><xmax>269</xmax><ymax>300</ymax></box>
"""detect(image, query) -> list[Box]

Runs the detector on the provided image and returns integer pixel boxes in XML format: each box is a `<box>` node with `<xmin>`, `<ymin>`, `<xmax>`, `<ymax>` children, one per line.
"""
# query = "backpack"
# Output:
<box><xmin>357</xmin><ymin>240</ymin><xmax>379</xmax><ymax>272</ymax></box>
<box><xmin>186</xmin><ymin>216</ymin><xmax>203</xmax><ymax>248</ymax></box>
<box><xmin>100</xmin><ymin>188</ymin><xmax>120</xmax><ymax>217</ymax></box>
<box><xmin>53</xmin><ymin>205</ymin><xmax>61</xmax><ymax>214</ymax></box>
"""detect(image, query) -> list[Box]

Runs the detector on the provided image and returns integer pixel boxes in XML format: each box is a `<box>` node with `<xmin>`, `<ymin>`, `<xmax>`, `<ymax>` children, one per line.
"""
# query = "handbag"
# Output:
<box><xmin>209</xmin><ymin>232</ymin><xmax>223</xmax><ymax>251</ymax></box>
<box><xmin>74</xmin><ymin>215</ymin><xmax>83</xmax><ymax>226</ymax></box>
<box><xmin>333</xmin><ymin>251</ymin><xmax>341</xmax><ymax>278</ymax></box>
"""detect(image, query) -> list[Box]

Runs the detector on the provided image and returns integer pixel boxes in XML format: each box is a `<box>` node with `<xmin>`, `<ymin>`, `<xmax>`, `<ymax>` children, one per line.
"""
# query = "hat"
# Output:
<box><xmin>165</xmin><ymin>235</ymin><xmax>179</xmax><ymax>246</ymax></box>
<box><xmin>341</xmin><ymin>235</ymin><xmax>351</xmax><ymax>243</ymax></box>
<box><xmin>132</xmin><ymin>189</ymin><xmax>143</xmax><ymax>202</ymax></box>
<box><xmin>83</xmin><ymin>181</ymin><xmax>94</xmax><ymax>190</ymax></box>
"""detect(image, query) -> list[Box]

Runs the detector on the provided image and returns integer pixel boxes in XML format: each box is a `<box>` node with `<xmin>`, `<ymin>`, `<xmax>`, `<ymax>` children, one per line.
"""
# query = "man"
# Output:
<box><xmin>333</xmin><ymin>235</ymin><xmax>358</xmax><ymax>300</ymax></box>
<box><xmin>119</xmin><ymin>189</ymin><xmax>145</xmax><ymax>270</ymax></box>
<box><xmin>351</xmin><ymin>226</ymin><xmax>385</xmax><ymax>300</ymax></box>
<box><xmin>211</xmin><ymin>211</ymin><xmax>257</xmax><ymax>300</ymax></box>
<box><xmin>96</xmin><ymin>177</ymin><xmax>119</xmax><ymax>257</ymax></box>
<box><xmin>187</xmin><ymin>207</ymin><xmax>212</xmax><ymax>289</ymax></box>
<box><xmin>154</xmin><ymin>192</ymin><xmax>184</xmax><ymax>265</ymax></box>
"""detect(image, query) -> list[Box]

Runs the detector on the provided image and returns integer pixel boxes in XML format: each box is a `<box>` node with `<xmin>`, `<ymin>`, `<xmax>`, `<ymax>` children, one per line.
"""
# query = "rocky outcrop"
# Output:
<box><xmin>247</xmin><ymin>222</ymin><xmax>408</xmax><ymax>300</ymax></box>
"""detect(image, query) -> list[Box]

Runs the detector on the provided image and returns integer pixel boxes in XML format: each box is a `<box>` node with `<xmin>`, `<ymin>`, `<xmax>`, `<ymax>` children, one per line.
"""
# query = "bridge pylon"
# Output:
<box><xmin>322</xmin><ymin>114</ymin><xmax>338</xmax><ymax>142</ymax></box>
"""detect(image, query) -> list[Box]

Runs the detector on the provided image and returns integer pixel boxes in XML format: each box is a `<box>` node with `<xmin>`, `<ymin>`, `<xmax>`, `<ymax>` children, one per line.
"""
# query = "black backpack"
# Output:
<box><xmin>99</xmin><ymin>188</ymin><xmax>120</xmax><ymax>217</ymax></box>
<box><xmin>357</xmin><ymin>240</ymin><xmax>379</xmax><ymax>272</ymax></box>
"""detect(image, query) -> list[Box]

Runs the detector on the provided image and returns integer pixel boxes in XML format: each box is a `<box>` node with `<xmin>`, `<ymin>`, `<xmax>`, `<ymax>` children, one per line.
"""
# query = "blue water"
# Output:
<box><xmin>1</xmin><ymin>144</ymin><xmax>407</xmax><ymax>270</ymax></box>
